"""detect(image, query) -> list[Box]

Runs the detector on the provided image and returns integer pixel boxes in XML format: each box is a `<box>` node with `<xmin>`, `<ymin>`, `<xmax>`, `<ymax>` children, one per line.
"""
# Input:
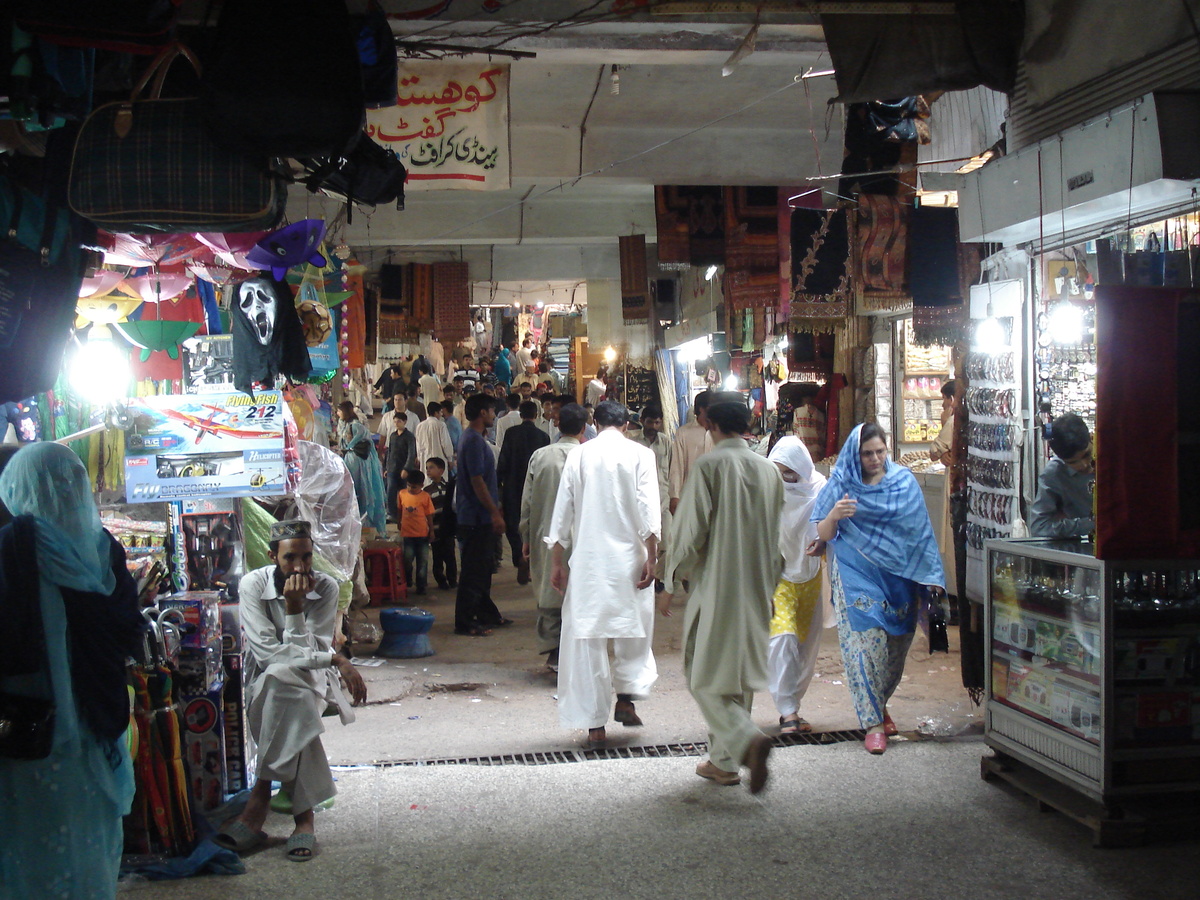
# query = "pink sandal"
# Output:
<box><xmin>864</xmin><ymin>732</ymin><xmax>887</xmax><ymax>754</ymax></box>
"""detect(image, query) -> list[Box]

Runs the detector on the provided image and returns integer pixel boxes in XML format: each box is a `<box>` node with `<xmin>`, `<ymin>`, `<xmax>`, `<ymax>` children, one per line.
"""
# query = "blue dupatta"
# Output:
<box><xmin>812</xmin><ymin>426</ymin><xmax>944</xmax><ymax>633</ymax></box>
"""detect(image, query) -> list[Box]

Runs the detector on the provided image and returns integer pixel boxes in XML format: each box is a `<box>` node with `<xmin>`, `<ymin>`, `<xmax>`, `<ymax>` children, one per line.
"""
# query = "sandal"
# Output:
<box><xmin>213</xmin><ymin>820</ymin><xmax>267</xmax><ymax>854</ymax></box>
<box><xmin>779</xmin><ymin>716</ymin><xmax>812</xmax><ymax>734</ymax></box>
<box><xmin>286</xmin><ymin>831</ymin><xmax>316</xmax><ymax>862</ymax></box>
<box><xmin>491</xmin><ymin>617</ymin><xmax>515</xmax><ymax>627</ymax></box>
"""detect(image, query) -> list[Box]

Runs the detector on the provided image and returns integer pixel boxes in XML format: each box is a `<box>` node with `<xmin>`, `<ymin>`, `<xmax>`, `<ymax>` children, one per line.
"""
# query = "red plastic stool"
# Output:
<box><xmin>363</xmin><ymin>545</ymin><xmax>407</xmax><ymax>606</ymax></box>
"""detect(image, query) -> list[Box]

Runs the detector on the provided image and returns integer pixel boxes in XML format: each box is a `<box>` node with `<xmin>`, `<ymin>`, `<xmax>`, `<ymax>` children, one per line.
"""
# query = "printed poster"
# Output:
<box><xmin>123</xmin><ymin>391</ymin><xmax>288</xmax><ymax>503</ymax></box>
<box><xmin>366</xmin><ymin>63</ymin><xmax>510</xmax><ymax>191</ymax></box>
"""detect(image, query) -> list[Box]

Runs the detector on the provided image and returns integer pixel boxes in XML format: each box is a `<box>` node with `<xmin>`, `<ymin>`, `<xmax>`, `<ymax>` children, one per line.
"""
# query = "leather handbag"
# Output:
<box><xmin>68</xmin><ymin>43</ymin><xmax>286</xmax><ymax>233</ymax></box>
<box><xmin>0</xmin><ymin>692</ymin><xmax>56</xmax><ymax>760</ymax></box>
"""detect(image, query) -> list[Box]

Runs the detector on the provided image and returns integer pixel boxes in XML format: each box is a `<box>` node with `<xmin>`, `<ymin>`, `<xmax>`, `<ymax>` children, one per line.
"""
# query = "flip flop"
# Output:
<box><xmin>213</xmin><ymin>820</ymin><xmax>267</xmax><ymax>854</ymax></box>
<box><xmin>286</xmin><ymin>832</ymin><xmax>316</xmax><ymax>862</ymax></box>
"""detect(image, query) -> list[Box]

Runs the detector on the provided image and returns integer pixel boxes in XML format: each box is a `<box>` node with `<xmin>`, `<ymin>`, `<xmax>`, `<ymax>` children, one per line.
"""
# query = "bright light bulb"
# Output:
<box><xmin>603</xmin><ymin>346</ymin><xmax>617</xmax><ymax>363</ymax></box>
<box><xmin>779</xmin><ymin>336</ymin><xmax>789</xmax><ymax>350</ymax></box>
<box><xmin>973</xmin><ymin>317</ymin><xmax>1008</xmax><ymax>354</ymax></box>
<box><xmin>723</xmin><ymin>374</ymin><xmax>739</xmax><ymax>390</ymax></box>
<box><xmin>71</xmin><ymin>337</ymin><xmax>130</xmax><ymax>405</ymax></box>
<box><xmin>536</xmin><ymin>301</ymin><xmax>544</xmax><ymax>309</ymax></box>
<box><xmin>1047</xmin><ymin>302</ymin><xmax>1084</xmax><ymax>345</ymax></box>
<box><xmin>705</xmin><ymin>265</ymin><xmax>719</xmax><ymax>281</ymax></box>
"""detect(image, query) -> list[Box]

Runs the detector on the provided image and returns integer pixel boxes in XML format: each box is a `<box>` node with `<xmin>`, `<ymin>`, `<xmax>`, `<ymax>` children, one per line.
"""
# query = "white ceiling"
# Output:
<box><xmin>312</xmin><ymin>3</ymin><xmax>843</xmax><ymax>283</ymax></box>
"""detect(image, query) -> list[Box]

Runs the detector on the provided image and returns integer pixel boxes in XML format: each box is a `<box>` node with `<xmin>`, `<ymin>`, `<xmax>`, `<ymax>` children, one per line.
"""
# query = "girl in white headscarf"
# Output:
<box><xmin>766</xmin><ymin>437</ymin><xmax>827</xmax><ymax>733</ymax></box>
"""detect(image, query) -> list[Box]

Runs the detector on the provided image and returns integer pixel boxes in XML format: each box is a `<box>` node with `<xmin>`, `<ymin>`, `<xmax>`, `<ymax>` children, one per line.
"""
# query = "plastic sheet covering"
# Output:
<box><xmin>295</xmin><ymin>440</ymin><xmax>361</xmax><ymax>582</ymax></box>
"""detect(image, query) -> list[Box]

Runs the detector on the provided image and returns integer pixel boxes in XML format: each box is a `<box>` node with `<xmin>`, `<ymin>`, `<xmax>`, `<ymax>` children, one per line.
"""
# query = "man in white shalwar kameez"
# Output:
<box><xmin>519</xmin><ymin>403</ymin><xmax>587</xmax><ymax>670</ymax></box>
<box><xmin>215</xmin><ymin>520</ymin><xmax>367</xmax><ymax>861</ymax></box>
<box><xmin>547</xmin><ymin>401</ymin><xmax>661</xmax><ymax>743</ymax></box>
<box><xmin>664</xmin><ymin>395</ymin><xmax>783</xmax><ymax>794</ymax></box>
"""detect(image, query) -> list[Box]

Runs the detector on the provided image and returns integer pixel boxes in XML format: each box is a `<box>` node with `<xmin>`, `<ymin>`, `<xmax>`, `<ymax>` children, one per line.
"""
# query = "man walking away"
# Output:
<box><xmin>668</xmin><ymin>390</ymin><xmax>713</xmax><ymax>515</ymax></box>
<box><xmin>547</xmin><ymin>400</ymin><xmax>661</xmax><ymax>744</ymax></box>
<box><xmin>497</xmin><ymin>400</ymin><xmax>550</xmax><ymax>583</ymax></box>
<box><xmin>629</xmin><ymin>403</ymin><xmax>672</xmax><ymax>593</ymax></box>
<box><xmin>454</xmin><ymin>393</ymin><xmax>510</xmax><ymax>635</ymax></box>
<box><xmin>665</xmin><ymin>394</ymin><xmax>783</xmax><ymax>794</ymax></box>
<box><xmin>519</xmin><ymin>403</ymin><xmax>586</xmax><ymax>670</ymax></box>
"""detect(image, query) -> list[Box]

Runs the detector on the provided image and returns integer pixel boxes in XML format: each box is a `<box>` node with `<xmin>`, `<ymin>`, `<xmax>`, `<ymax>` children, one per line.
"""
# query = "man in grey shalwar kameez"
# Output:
<box><xmin>519</xmin><ymin>403</ymin><xmax>587</xmax><ymax>669</ymax></box>
<box><xmin>215</xmin><ymin>520</ymin><xmax>367</xmax><ymax>861</ymax></box>
<box><xmin>664</xmin><ymin>395</ymin><xmax>783</xmax><ymax>794</ymax></box>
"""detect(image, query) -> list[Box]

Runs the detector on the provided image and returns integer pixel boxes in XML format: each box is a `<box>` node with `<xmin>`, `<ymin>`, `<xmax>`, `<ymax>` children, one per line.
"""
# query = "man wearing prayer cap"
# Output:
<box><xmin>215</xmin><ymin>519</ymin><xmax>367</xmax><ymax>862</ymax></box>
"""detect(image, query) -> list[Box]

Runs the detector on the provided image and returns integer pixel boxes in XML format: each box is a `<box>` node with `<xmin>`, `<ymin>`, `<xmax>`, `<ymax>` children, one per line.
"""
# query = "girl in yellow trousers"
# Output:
<box><xmin>766</xmin><ymin>437</ymin><xmax>827</xmax><ymax>734</ymax></box>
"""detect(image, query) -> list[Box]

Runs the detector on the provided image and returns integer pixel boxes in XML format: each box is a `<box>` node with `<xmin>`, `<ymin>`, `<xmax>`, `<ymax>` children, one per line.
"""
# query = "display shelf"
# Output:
<box><xmin>985</xmin><ymin>538</ymin><xmax>1200</xmax><ymax>812</ymax></box>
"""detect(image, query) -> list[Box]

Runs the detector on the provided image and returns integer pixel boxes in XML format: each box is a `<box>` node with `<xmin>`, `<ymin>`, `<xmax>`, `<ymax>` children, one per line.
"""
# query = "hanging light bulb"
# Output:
<box><xmin>723</xmin><ymin>373</ymin><xmax>740</xmax><ymax>390</ymax></box>
<box><xmin>603</xmin><ymin>346</ymin><xmax>617</xmax><ymax>363</ymax></box>
<box><xmin>1047</xmin><ymin>301</ymin><xmax>1084</xmax><ymax>345</ymax></box>
<box><xmin>705</xmin><ymin>264</ymin><xmax>719</xmax><ymax>281</ymax></box>
<box><xmin>70</xmin><ymin>326</ymin><xmax>131</xmax><ymax>405</ymax></box>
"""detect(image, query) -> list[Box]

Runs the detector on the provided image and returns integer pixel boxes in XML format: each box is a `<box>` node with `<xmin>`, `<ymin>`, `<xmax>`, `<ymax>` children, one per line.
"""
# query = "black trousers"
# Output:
<box><xmin>431</xmin><ymin>529</ymin><xmax>458</xmax><ymax>586</ymax></box>
<box><xmin>455</xmin><ymin>523</ymin><xmax>503</xmax><ymax>631</ymax></box>
<box><xmin>504</xmin><ymin>508</ymin><xmax>523</xmax><ymax>566</ymax></box>
<box><xmin>385</xmin><ymin>471</ymin><xmax>403</xmax><ymax>521</ymax></box>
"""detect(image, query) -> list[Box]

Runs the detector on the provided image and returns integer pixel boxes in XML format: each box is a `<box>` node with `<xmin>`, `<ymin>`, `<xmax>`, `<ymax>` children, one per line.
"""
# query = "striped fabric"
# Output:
<box><xmin>69</xmin><ymin>97</ymin><xmax>284</xmax><ymax>233</ymax></box>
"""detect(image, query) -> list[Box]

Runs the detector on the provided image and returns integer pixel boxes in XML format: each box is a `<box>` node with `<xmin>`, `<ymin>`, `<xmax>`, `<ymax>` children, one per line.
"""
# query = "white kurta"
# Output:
<box><xmin>494</xmin><ymin>411</ymin><xmax>520</xmax><ymax>454</ymax></box>
<box><xmin>415</xmin><ymin>415</ymin><xmax>454</xmax><ymax>472</ymax></box>
<box><xmin>418</xmin><ymin>373</ymin><xmax>442</xmax><ymax>406</ymax></box>
<box><xmin>545</xmin><ymin>428</ymin><xmax>662</xmax><ymax>728</ymax></box>
<box><xmin>240</xmin><ymin>566</ymin><xmax>353</xmax><ymax>813</ymax></box>
<box><xmin>520</xmin><ymin>437</ymin><xmax>580</xmax><ymax>611</ymax></box>
<box><xmin>628</xmin><ymin>429</ymin><xmax>671</xmax><ymax>580</ymax></box>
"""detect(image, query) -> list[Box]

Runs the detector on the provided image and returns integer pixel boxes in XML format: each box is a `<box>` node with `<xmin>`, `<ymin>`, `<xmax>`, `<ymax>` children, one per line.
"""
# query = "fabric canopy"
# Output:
<box><xmin>821</xmin><ymin>3</ymin><xmax>1023</xmax><ymax>104</ymax></box>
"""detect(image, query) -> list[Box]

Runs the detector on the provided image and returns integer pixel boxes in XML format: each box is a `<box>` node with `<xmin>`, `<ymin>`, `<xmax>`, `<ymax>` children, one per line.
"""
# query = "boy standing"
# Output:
<box><xmin>1029</xmin><ymin>412</ymin><xmax>1095</xmax><ymax>538</ymax></box>
<box><xmin>399</xmin><ymin>471</ymin><xmax>435</xmax><ymax>595</ymax></box>
<box><xmin>425</xmin><ymin>457</ymin><xmax>458</xmax><ymax>590</ymax></box>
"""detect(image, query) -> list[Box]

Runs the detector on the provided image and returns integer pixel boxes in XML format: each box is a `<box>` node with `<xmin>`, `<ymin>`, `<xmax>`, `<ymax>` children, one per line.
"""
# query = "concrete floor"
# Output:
<box><xmin>123</xmin><ymin>562</ymin><xmax>1200</xmax><ymax>898</ymax></box>
<box><xmin>127</xmin><ymin>741</ymin><xmax>1200</xmax><ymax>900</ymax></box>
<box><xmin>324</xmin><ymin>559</ymin><xmax>981</xmax><ymax>764</ymax></box>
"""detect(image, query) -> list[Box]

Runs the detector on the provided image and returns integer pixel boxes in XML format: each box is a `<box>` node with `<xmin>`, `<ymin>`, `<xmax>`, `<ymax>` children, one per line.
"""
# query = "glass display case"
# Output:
<box><xmin>985</xmin><ymin>538</ymin><xmax>1200</xmax><ymax>804</ymax></box>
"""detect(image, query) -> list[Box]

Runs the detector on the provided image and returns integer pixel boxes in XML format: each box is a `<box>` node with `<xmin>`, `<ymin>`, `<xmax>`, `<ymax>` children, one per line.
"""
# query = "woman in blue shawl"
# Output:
<box><xmin>336</xmin><ymin>402</ymin><xmax>388</xmax><ymax>534</ymax></box>
<box><xmin>0</xmin><ymin>443</ymin><xmax>143</xmax><ymax>898</ymax></box>
<box><xmin>811</xmin><ymin>423</ymin><xmax>945</xmax><ymax>754</ymax></box>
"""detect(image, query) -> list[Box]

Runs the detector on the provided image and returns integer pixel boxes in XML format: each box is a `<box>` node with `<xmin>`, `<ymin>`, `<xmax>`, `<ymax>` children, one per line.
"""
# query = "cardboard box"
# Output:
<box><xmin>1114</xmin><ymin>639</ymin><xmax>1181</xmax><ymax>681</ymax></box>
<box><xmin>219</xmin><ymin>602</ymin><xmax>242</xmax><ymax>656</ymax></box>
<box><xmin>159</xmin><ymin>592</ymin><xmax>222</xmax><ymax>649</ymax></box>
<box><xmin>180</xmin><ymin>680</ymin><xmax>226</xmax><ymax>812</ymax></box>
<box><xmin>222</xmin><ymin>653</ymin><xmax>248</xmax><ymax>793</ymax></box>
<box><xmin>1007</xmin><ymin>661</ymin><xmax>1053</xmax><ymax>719</ymax></box>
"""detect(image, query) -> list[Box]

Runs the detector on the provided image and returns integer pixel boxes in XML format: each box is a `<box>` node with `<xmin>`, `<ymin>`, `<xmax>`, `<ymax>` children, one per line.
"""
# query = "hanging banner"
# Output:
<box><xmin>366</xmin><ymin>63</ymin><xmax>510</xmax><ymax>191</ymax></box>
<box><xmin>123</xmin><ymin>391</ymin><xmax>289</xmax><ymax>503</ymax></box>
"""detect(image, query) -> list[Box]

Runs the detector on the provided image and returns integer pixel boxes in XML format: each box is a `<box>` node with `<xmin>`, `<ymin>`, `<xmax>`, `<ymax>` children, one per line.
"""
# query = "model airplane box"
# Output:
<box><xmin>159</xmin><ymin>591</ymin><xmax>222</xmax><ymax>650</ymax></box>
<box><xmin>123</xmin><ymin>391</ymin><xmax>288</xmax><ymax>503</ymax></box>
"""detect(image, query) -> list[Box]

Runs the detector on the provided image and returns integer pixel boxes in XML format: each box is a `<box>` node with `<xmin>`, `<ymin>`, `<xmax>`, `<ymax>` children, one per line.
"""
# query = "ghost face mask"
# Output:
<box><xmin>238</xmin><ymin>278</ymin><xmax>277</xmax><ymax>346</ymax></box>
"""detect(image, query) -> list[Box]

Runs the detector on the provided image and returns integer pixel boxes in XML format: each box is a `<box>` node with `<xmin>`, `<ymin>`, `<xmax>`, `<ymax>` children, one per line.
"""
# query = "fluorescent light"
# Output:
<box><xmin>705</xmin><ymin>265</ymin><xmax>719</xmax><ymax>281</ymax></box>
<box><xmin>800</xmin><ymin>68</ymin><xmax>835</xmax><ymax>79</ymax></box>
<box><xmin>973</xmin><ymin>317</ymin><xmax>1008</xmax><ymax>354</ymax></box>
<box><xmin>71</xmin><ymin>333</ymin><xmax>130</xmax><ymax>404</ymax></box>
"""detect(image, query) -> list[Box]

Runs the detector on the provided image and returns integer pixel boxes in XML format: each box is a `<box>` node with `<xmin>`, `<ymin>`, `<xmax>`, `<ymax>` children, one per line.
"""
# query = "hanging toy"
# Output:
<box><xmin>246</xmin><ymin>219</ymin><xmax>328</xmax><ymax>280</ymax></box>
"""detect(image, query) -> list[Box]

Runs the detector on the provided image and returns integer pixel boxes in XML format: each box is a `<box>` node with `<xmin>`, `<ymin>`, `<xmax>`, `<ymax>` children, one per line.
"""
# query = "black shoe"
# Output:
<box><xmin>546</xmin><ymin>649</ymin><xmax>559</xmax><ymax>672</ymax></box>
<box><xmin>447</xmin><ymin>581</ymin><xmax>458</xmax><ymax>589</ymax></box>
<box><xmin>435</xmin><ymin>580</ymin><xmax>449</xmax><ymax>590</ymax></box>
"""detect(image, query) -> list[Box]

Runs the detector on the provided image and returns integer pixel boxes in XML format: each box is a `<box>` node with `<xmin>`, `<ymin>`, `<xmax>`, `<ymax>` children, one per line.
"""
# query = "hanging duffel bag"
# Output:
<box><xmin>68</xmin><ymin>43</ymin><xmax>286</xmax><ymax>233</ymax></box>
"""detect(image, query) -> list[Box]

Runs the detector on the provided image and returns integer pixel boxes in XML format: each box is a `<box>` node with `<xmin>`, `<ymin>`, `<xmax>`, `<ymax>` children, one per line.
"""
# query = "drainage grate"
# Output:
<box><xmin>376</xmin><ymin>729</ymin><xmax>866</xmax><ymax>768</ymax></box>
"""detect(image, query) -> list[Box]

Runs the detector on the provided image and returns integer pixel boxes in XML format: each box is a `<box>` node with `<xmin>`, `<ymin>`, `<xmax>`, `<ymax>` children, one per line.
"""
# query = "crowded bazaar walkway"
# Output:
<box><xmin>127</xmin><ymin>567</ymin><xmax>1198</xmax><ymax>898</ymax></box>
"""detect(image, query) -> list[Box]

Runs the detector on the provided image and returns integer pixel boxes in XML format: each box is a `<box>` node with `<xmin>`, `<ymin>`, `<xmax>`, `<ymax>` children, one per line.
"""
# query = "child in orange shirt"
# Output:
<box><xmin>399</xmin><ymin>471</ymin><xmax>435</xmax><ymax>595</ymax></box>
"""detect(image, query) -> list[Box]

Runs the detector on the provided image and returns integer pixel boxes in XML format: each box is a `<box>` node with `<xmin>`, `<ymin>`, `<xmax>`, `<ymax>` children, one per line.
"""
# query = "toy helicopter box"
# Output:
<box><xmin>123</xmin><ymin>391</ymin><xmax>288</xmax><ymax>503</ymax></box>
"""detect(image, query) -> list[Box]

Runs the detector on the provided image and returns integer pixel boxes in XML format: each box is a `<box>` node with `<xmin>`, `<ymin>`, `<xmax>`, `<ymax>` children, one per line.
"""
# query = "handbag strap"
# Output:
<box><xmin>131</xmin><ymin>41</ymin><xmax>203</xmax><ymax>102</ymax></box>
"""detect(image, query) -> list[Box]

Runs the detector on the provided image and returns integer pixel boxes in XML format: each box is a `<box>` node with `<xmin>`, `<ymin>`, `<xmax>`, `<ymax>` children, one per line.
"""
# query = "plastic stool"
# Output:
<box><xmin>363</xmin><ymin>545</ymin><xmax>407</xmax><ymax>606</ymax></box>
<box><xmin>377</xmin><ymin>607</ymin><xmax>435</xmax><ymax>658</ymax></box>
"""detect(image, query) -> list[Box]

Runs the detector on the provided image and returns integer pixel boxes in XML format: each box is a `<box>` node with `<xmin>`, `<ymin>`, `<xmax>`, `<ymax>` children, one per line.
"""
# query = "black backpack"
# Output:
<box><xmin>297</xmin><ymin>131</ymin><xmax>406</xmax><ymax>221</ymax></box>
<box><xmin>202</xmin><ymin>0</ymin><xmax>364</xmax><ymax>159</ymax></box>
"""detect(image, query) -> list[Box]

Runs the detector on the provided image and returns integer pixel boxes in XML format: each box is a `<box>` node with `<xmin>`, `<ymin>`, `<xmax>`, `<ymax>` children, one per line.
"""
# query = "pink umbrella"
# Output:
<box><xmin>123</xmin><ymin>272</ymin><xmax>194</xmax><ymax>303</ymax></box>
<box><xmin>100</xmin><ymin>232</ymin><xmax>207</xmax><ymax>268</ymax></box>
<box><xmin>195</xmin><ymin>232</ymin><xmax>268</xmax><ymax>270</ymax></box>
<box><xmin>79</xmin><ymin>268</ymin><xmax>128</xmax><ymax>298</ymax></box>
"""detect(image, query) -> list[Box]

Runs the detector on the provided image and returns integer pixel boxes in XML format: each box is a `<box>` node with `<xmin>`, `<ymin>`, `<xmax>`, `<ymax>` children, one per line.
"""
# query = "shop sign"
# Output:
<box><xmin>123</xmin><ymin>392</ymin><xmax>288</xmax><ymax>503</ymax></box>
<box><xmin>366</xmin><ymin>63</ymin><xmax>510</xmax><ymax>191</ymax></box>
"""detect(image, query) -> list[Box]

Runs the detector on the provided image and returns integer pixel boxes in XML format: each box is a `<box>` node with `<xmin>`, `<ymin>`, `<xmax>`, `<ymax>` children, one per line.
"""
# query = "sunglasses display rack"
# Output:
<box><xmin>1035</xmin><ymin>304</ymin><xmax>1097</xmax><ymax>435</ymax></box>
<box><xmin>984</xmin><ymin>539</ymin><xmax>1200</xmax><ymax>835</ymax></box>
<box><xmin>963</xmin><ymin>319</ymin><xmax>1023</xmax><ymax>604</ymax></box>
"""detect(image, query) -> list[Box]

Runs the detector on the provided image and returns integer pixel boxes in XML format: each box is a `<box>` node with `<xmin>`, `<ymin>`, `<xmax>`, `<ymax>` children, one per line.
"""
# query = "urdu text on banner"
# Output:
<box><xmin>366</xmin><ymin>63</ymin><xmax>510</xmax><ymax>191</ymax></box>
